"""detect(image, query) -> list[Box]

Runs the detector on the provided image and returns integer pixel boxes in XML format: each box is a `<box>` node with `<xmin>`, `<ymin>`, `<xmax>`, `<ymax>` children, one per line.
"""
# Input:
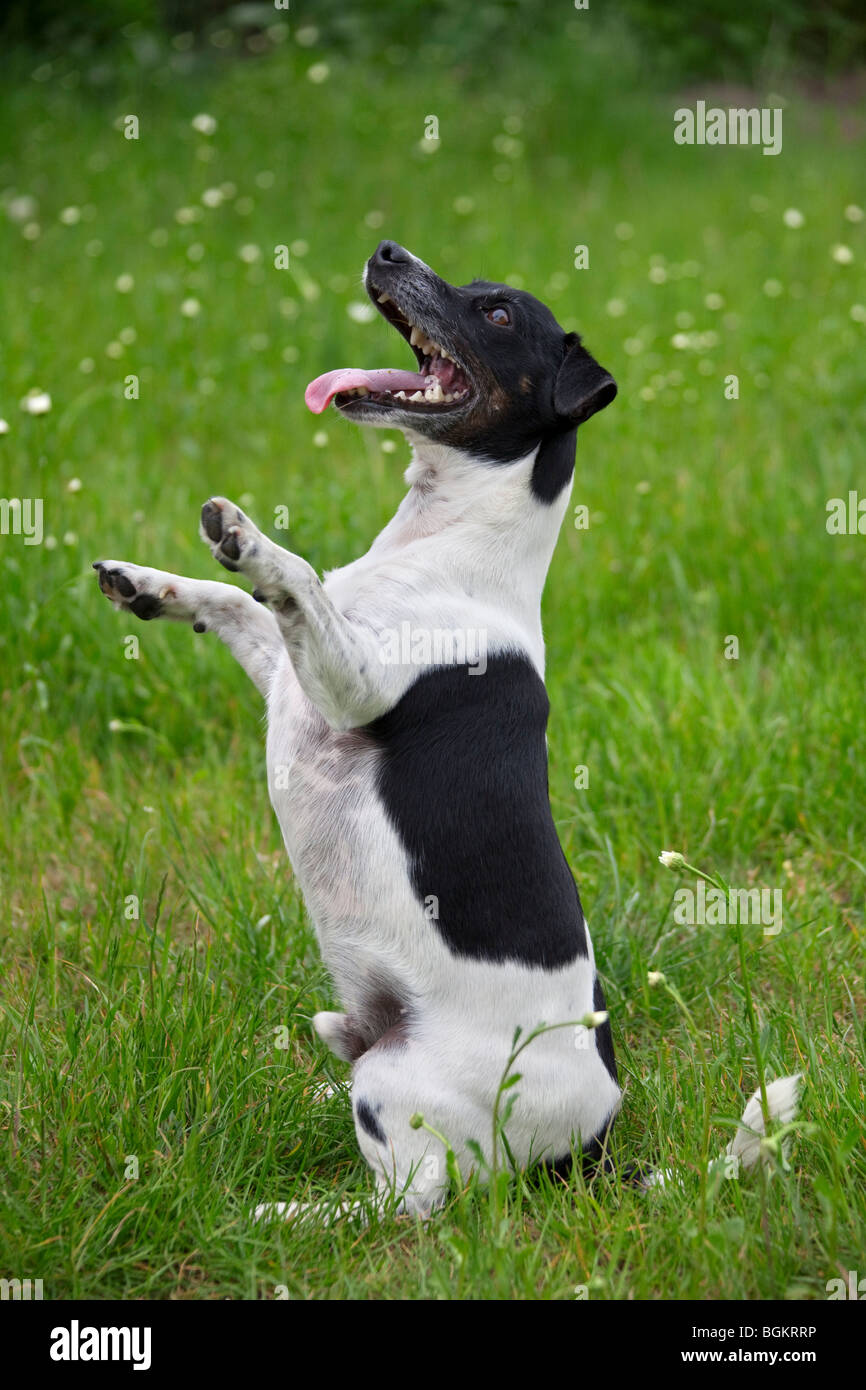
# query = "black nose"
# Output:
<box><xmin>372</xmin><ymin>240</ymin><xmax>412</xmax><ymax>268</ymax></box>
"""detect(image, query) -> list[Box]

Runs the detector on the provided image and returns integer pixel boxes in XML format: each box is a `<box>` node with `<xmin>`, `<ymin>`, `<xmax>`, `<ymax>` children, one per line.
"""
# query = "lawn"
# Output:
<box><xmin>0</xmin><ymin>17</ymin><xmax>864</xmax><ymax>1299</ymax></box>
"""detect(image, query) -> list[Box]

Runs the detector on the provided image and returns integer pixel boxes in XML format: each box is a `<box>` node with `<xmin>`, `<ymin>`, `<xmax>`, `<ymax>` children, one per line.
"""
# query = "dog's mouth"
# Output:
<box><xmin>305</xmin><ymin>282</ymin><xmax>474</xmax><ymax>417</ymax></box>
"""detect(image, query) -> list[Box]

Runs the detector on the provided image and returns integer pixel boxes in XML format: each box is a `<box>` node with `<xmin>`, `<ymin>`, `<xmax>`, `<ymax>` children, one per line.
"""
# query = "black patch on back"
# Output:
<box><xmin>592</xmin><ymin>974</ymin><xmax>618</xmax><ymax>1084</ymax></box>
<box><xmin>356</xmin><ymin>1098</ymin><xmax>386</xmax><ymax>1144</ymax></box>
<box><xmin>531</xmin><ymin>427</ymin><xmax>577</xmax><ymax>503</ymax></box>
<box><xmin>365</xmin><ymin>654</ymin><xmax>588</xmax><ymax>968</ymax></box>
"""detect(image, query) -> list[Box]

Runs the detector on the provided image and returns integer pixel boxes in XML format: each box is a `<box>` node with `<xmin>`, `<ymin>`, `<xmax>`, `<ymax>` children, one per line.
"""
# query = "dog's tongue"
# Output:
<box><xmin>305</xmin><ymin>367</ymin><xmax>428</xmax><ymax>414</ymax></box>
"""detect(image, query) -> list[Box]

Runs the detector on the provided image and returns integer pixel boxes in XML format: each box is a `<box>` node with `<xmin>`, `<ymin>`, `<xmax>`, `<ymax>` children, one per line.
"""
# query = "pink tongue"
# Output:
<box><xmin>305</xmin><ymin>367</ymin><xmax>428</xmax><ymax>414</ymax></box>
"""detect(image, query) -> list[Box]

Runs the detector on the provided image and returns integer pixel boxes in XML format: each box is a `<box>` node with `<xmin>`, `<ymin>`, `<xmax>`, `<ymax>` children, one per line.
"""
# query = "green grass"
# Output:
<box><xmin>0</xmin><ymin>23</ymin><xmax>864</xmax><ymax>1299</ymax></box>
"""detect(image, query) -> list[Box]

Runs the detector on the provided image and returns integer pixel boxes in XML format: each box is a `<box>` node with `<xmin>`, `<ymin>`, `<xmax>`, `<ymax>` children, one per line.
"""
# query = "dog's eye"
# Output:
<box><xmin>485</xmin><ymin>306</ymin><xmax>511</xmax><ymax>327</ymax></box>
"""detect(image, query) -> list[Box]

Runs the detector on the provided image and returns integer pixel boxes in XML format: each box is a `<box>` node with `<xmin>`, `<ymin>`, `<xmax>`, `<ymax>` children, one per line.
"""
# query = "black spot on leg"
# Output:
<box><xmin>129</xmin><ymin>593</ymin><xmax>164</xmax><ymax>621</ymax></box>
<box><xmin>112</xmin><ymin>571</ymin><xmax>136</xmax><ymax>598</ymax></box>
<box><xmin>201</xmin><ymin>502</ymin><xmax>223</xmax><ymax>542</ymax></box>
<box><xmin>593</xmin><ymin>975</ymin><xmax>618</xmax><ymax>1084</ymax></box>
<box><xmin>252</xmin><ymin>588</ymin><xmax>268</xmax><ymax>604</ymax></box>
<box><xmin>356</xmin><ymin>1099</ymin><xmax>386</xmax><ymax>1145</ymax></box>
<box><xmin>193</xmin><ymin>620</ymin><xmax>206</xmax><ymax>633</ymax></box>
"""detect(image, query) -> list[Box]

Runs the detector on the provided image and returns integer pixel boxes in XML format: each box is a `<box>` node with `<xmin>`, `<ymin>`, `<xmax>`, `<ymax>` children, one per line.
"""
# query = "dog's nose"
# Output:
<box><xmin>372</xmin><ymin>240</ymin><xmax>412</xmax><ymax>269</ymax></box>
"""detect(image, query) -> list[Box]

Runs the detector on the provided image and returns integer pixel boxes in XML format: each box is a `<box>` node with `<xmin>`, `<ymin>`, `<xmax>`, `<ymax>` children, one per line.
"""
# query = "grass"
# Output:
<box><xmin>0</xmin><ymin>21</ymin><xmax>864</xmax><ymax>1299</ymax></box>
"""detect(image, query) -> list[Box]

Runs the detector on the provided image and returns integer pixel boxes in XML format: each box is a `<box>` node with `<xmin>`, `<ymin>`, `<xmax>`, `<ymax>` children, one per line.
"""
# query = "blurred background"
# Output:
<box><xmin>0</xmin><ymin>0</ymin><xmax>864</xmax><ymax>1299</ymax></box>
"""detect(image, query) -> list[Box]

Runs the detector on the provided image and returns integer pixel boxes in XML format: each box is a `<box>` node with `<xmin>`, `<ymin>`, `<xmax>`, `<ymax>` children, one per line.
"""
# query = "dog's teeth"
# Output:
<box><xmin>356</xmin><ymin>385</ymin><xmax>369</xmax><ymax>395</ymax></box>
<box><xmin>424</xmin><ymin>378</ymin><xmax>444</xmax><ymax>402</ymax></box>
<box><xmin>377</xmin><ymin>292</ymin><xmax>391</xmax><ymax>304</ymax></box>
<box><xmin>409</xmin><ymin>390</ymin><xmax>425</xmax><ymax>402</ymax></box>
<box><xmin>394</xmin><ymin>390</ymin><xmax>407</xmax><ymax>400</ymax></box>
<box><xmin>409</xmin><ymin>326</ymin><xmax>423</xmax><ymax>347</ymax></box>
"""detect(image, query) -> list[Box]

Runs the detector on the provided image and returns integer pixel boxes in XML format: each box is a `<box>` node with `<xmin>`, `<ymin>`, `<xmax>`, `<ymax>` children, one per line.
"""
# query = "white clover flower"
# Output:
<box><xmin>647</xmin><ymin>971</ymin><xmax>666</xmax><ymax>986</ymax></box>
<box><xmin>108</xmin><ymin>718</ymin><xmax>124</xmax><ymax>731</ymax></box>
<box><xmin>238</xmin><ymin>243</ymin><xmax>261</xmax><ymax>263</ymax></box>
<box><xmin>381</xmin><ymin>439</ymin><xmax>396</xmax><ymax>453</ymax></box>
<box><xmin>705</xmin><ymin>292</ymin><xmax>724</xmax><ymax>310</ymax></box>
<box><xmin>844</xmin><ymin>204</ymin><xmax>864</xmax><ymax>223</ymax></box>
<box><xmin>191</xmin><ymin>113</ymin><xmax>217</xmax><ymax>136</ymax></box>
<box><xmin>832</xmin><ymin>244</ymin><xmax>854</xmax><ymax>264</ymax></box>
<box><xmin>648</xmin><ymin>266</ymin><xmax>668</xmax><ymax>284</ymax></box>
<box><xmin>60</xmin><ymin>206</ymin><xmax>81</xmax><ymax>225</ymax></box>
<box><xmin>290</xmin><ymin>239</ymin><xmax>309</xmax><ymax>257</ymax></box>
<box><xmin>20</xmin><ymin>389</ymin><xmax>52</xmax><ymax>415</ymax></box>
<box><xmin>347</xmin><ymin>301</ymin><xmax>375</xmax><ymax>323</ymax></box>
<box><xmin>0</xmin><ymin>419</ymin><xmax>9</xmax><ymax>434</ymax></box>
<box><xmin>114</xmin><ymin>273</ymin><xmax>134</xmax><ymax>293</ymax></box>
<box><xmin>201</xmin><ymin>187</ymin><xmax>223</xmax><ymax>208</ymax></box>
<box><xmin>7</xmin><ymin>194</ymin><xmax>37</xmax><ymax>222</ymax></box>
<box><xmin>66</xmin><ymin>477</ymin><xmax>82</xmax><ymax>492</ymax></box>
<box><xmin>580</xmin><ymin>1010</ymin><xmax>609</xmax><ymax>1029</ymax></box>
<box><xmin>307</xmin><ymin>63</ymin><xmax>330</xmax><ymax>84</ymax></box>
<box><xmin>313</xmin><ymin>430</ymin><xmax>328</xmax><ymax>447</ymax></box>
<box><xmin>671</xmin><ymin>333</ymin><xmax>690</xmax><ymax>349</ymax></box>
<box><xmin>62</xmin><ymin>531</ymin><xmax>77</xmax><ymax>546</ymax></box>
<box><xmin>763</xmin><ymin>279</ymin><xmax>783</xmax><ymax>297</ymax></box>
<box><xmin>850</xmin><ymin>304</ymin><xmax>866</xmax><ymax>323</ymax></box>
<box><xmin>606</xmin><ymin>298</ymin><xmax>627</xmax><ymax>318</ymax></box>
<box><xmin>782</xmin><ymin>208</ymin><xmax>804</xmax><ymax>229</ymax></box>
<box><xmin>180</xmin><ymin>297</ymin><xmax>201</xmax><ymax>318</ymax></box>
<box><xmin>658</xmin><ymin>850</ymin><xmax>685</xmax><ymax>870</ymax></box>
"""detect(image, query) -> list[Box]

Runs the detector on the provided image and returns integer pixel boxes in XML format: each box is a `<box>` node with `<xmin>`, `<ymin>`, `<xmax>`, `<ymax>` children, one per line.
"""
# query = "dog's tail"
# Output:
<box><xmin>642</xmin><ymin>1072</ymin><xmax>802</xmax><ymax>1190</ymax></box>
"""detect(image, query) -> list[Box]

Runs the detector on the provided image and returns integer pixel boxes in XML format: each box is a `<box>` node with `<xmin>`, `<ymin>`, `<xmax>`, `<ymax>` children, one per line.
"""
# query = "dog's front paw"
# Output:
<box><xmin>92</xmin><ymin>561</ymin><xmax>176</xmax><ymax>621</ymax></box>
<box><xmin>200</xmin><ymin>496</ymin><xmax>259</xmax><ymax>574</ymax></box>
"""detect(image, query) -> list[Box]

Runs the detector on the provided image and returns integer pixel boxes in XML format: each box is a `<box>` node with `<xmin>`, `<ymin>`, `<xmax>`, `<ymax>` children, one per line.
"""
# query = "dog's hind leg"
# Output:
<box><xmin>199</xmin><ymin>497</ymin><xmax>393</xmax><ymax>729</ymax></box>
<box><xmin>93</xmin><ymin>560</ymin><xmax>283</xmax><ymax>697</ymax></box>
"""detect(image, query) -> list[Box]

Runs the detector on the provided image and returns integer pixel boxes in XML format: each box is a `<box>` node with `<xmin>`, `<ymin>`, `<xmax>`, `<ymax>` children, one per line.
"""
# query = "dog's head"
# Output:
<box><xmin>306</xmin><ymin>242</ymin><xmax>616</xmax><ymax>488</ymax></box>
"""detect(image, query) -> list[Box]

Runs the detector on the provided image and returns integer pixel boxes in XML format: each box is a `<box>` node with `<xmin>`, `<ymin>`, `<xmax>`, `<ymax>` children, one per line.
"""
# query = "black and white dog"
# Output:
<box><xmin>94</xmin><ymin>242</ymin><xmax>797</xmax><ymax>1218</ymax></box>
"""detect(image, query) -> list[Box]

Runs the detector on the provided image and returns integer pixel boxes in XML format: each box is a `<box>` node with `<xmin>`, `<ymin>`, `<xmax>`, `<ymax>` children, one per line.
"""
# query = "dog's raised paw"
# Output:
<box><xmin>93</xmin><ymin>561</ymin><xmax>170</xmax><ymax>621</ymax></box>
<box><xmin>200</xmin><ymin>496</ymin><xmax>256</xmax><ymax>574</ymax></box>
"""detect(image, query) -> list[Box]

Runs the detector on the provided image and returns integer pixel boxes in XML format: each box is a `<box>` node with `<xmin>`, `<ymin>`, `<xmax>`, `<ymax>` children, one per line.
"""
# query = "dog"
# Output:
<box><xmin>94</xmin><ymin>241</ymin><xmax>798</xmax><ymax>1220</ymax></box>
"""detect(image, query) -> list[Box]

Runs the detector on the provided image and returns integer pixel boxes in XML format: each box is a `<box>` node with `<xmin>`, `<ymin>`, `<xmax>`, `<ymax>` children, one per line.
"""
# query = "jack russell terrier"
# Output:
<box><xmin>94</xmin><ymin>241</ymin><xmax>799</xmax><ymax>1219</ymax></box>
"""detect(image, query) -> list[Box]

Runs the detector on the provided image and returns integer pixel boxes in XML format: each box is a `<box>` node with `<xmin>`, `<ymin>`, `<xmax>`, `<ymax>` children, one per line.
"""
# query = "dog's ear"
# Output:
<box><xmin>554</xmin><ymin>334</ymin><xmax>617</xmax><ymax>425</ymax></box>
